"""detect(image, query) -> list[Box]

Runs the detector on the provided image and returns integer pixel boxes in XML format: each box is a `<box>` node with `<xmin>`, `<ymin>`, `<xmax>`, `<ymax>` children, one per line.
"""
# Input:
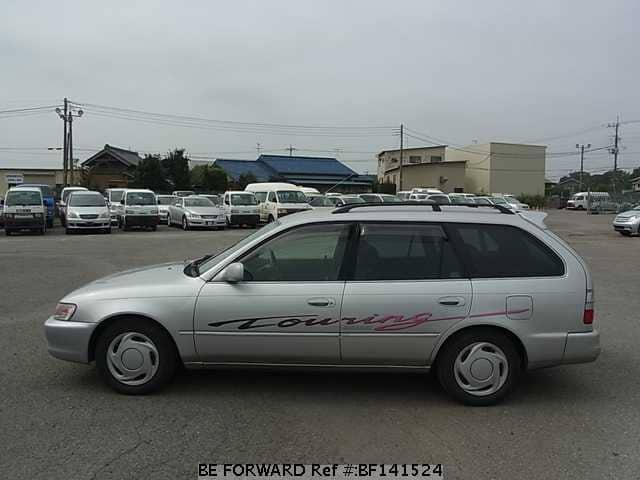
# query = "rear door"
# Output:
<box><xmin>340</xmin><ymin>222</ymin><xmax>471</xmax><ymax>365</ymax></box>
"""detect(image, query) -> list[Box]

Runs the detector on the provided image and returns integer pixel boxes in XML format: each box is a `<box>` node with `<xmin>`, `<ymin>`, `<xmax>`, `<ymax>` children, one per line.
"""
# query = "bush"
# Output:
<box><xmin>517</xmin><ymin>194</ymin><xmax>546</xmax><ymax>210</ymax></box>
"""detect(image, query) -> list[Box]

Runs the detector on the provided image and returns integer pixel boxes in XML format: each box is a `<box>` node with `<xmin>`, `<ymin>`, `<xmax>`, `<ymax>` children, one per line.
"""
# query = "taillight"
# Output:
<box><xmin>583</xmin><ymin>288</ymin><xmax>594</xmax><ymax>325</ymax></box>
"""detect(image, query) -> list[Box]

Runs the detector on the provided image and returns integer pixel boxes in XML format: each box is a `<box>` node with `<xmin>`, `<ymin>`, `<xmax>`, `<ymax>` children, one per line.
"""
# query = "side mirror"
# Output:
<box><xmin>120</xmin><ymin>199</ymin><xmax>125</xmax><ymax>204</ymax></box>
<box><xmin>218</xmin><ymin>262</ymin><xmax>244</xmax><ymax>283</ymax></box>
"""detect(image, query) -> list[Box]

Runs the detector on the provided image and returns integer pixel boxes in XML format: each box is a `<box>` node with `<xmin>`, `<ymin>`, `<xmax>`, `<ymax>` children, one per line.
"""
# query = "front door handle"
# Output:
<box><xmin>438</xmin><ymin>296</ymin><xmax>465</xmax><ymax>306</ymax></box>
<box><xmin>307</xmin><ymin>297</ymin><xmax>335</xmax><ymax>307</ymax></box>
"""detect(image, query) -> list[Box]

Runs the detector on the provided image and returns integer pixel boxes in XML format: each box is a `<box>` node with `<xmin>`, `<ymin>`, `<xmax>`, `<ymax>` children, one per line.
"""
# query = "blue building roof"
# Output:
<box><xmin>214</xmin><ymin>159</ymin><xmax>277</xmax><ymax>182</ymax></box>
<box><xmin>258</xmin><ymin>155</ymin><xmax>357</xmax><ymax>177</ymax></box>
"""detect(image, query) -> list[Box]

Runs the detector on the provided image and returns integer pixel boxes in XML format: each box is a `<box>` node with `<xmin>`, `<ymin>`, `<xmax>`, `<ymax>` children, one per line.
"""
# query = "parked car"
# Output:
<box><xmin>449</xmin><ymin>195</ymin><xmax>476</xmax><ymax>205</ymax></box>
<box><xmin>223</xmin><ymin>191</ymin><xmax>260</xmax><ymax>227</ymax></box>
<box><xmin>612</xmin><ymin>205</ymin><xmax>640</xmax><ymax>236</ymax></box>
<box><xmin>409</xmin><ymin>193</ymin><xmax>451</xmax><ymax>205</ymax></box>
<box><xmin>58</xmin><ymin>186</ymin><xmax>88</xmax><ymax>226</ymax></box>
<box><xmin>493</xmin><ymin>194</ymin><xmax>530</xmax><ymax>210</ymax></box>
<box><xmin>0</xmin><ymin>198</ymin><xmax>4</xmax><ymax>228</ymax></box>
<box><xmin>14</xmin><ymin>183</ymin><xmax>55</xmax><ymax>228</ymax></box>
<box><xmin>397</xmin><ymin>190</ymin><xmax>413</xmax><ymax>201</ymax></box>
<box><xmin>104</xmin><ymin>188</ymin><xmax>127</xmax><ymax>226</ymax></box>
<box><xmin>118</xmin><ymin>189</ymin><xmax>159</xmax><ymax>231</ymax></box>
<box><xmin>172</xmin><ymin>190</ymin><xmax>195</xmax><ymax>198</ymax></box>
<box><xmin>566</xmin><ymin>192</ymin><xmax>610</xmax><ymax>210</ymax></box>
<box><xmin>4</xmin><ymin>187</ymin><xmax>46</xmax><ymax>235</ymax></box>
<box><xmin>44</xmin><ymin>203</ymin><xmax>599</xmax><ymax>405</ymax></box>
<box><xmin>309</xmin><ymin>195</ymin><xmax>365</xmax><ymax>208</ymax></box>
<box><xmin>359</xmin><ymin>193</ymin><xmax>401</xmax><ymax>203</ymax></box>
<box><xmin>156</xmin><ymin>195</ymin><xmax>178</xmax><ymax>225</ymax></box>
<box><xmin>65</xmin><ymin>191</ymin><xmax>111</xmax><ymax>234</ymax></box>
<box><xmin>245</xmin><ymin>182</ymin><xmax>312</xmax><ymax>222</ymax></box>
<box><xmin>168</xmin><ymin>195</ymin><xmax>226</xmax><ymax>230</ymax></box>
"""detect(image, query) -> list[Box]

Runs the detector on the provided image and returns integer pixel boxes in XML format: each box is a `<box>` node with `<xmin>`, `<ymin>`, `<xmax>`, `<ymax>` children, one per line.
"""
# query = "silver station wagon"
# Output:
<box><xmin>45</xmin><ymin>203</ymin><xmax>600</xmax><ymax>405</ymax></box>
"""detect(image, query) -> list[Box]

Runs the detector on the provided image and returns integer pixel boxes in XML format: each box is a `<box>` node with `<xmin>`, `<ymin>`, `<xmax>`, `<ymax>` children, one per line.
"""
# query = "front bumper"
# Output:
<box><xmin>67</xmin><ymin>219</ymin><xmax>111</xmax><ymax>229</ymax></box>
<box><xmin>228</xmin><ymin>214</ymin><xmax>259</xmax><ymax>225</ymax></box>
<box><xmin>188</xmin><ymin>217</ymin><xmax>226</xmax><ymax>227</ymax></box>
<box><xmin>124</xmin><ymin>215</ymin><xmax>159</xmax><ymax>227</ymax></box>
<box><xmin>45</xmin><ymin>317</ymin><xmax>97</xmax><ymax>364</ymax></box>
<box><xmin>562</xmin><ymin>330</ymin><xmax>600</xmax><ymax>364</ymax></box>
<box><xmin>613</xmin><ymin>220</ymin><xmax>639</xmax><ymax>233</ymax></box>
<box><xmin>4</xmin><ymin>217</ymin><xmax>45</xmax><ymax>229</ymax></box>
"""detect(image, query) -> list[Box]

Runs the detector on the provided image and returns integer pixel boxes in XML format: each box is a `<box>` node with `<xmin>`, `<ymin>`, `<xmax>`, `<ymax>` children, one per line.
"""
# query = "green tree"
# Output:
<box><xmin>132</xmin><ymin>154</ymin><xmax>169</xmax><ymax>191</ymax></box>
<box><xmin>191</xmin><ymin>165</ymin><xmax>228</xmax><ymax>192</ymax></box>
<box><xmin>237</xmin><ymin>172</ymin><xmax>258</xmax><ymax>190</ymax></box>
<box><xmin>162</xmin><ymin>149</ymin><xmax>191</xmax><ymax>190</ymax></box>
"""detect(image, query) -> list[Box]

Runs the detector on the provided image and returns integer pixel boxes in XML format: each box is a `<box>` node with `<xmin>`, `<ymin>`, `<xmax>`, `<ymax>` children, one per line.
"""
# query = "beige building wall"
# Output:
<box><xmin>377</xmin><ymin>146</ymin><xmax>447</xmax><ymax>182</ymax></box>
<box><xmin>0</xmin><ymin>168</ymin><xmax>85</xmax><ymax>196</ymax></box>
<box><xmin>383</xmin><ymin>162</ymin><xmax>466</xmax><ymax>193</ymax></box>
<box><xmin>445</xmin><ymin>145</ymin><xmax>491</xmax><ymax>194</ymax></box>
<box><xmin>488</xmin><ymin>143</ymin><xmax>546</xmax><ymax>196</ymax></box>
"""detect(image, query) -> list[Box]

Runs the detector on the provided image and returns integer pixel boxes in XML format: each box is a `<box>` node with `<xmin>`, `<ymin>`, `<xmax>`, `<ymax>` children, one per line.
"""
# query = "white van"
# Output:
<box><xmin>3</xmin><ymin>187</ymin><xmax>46</xmax><ymax>235</ymax></box>
<box><xmin>245</xmin><ymin>182</ymin><xmax>312</xmax><ymax>222</ymax></box>
<box><xmin>567</xmin><ymin>192</ymin><xmax>610</xmax><ymax>210</ymax></box>
<box><xmin>104</xmin><ymin>188</ymin><xmax>127</xmax><ymax>225</ymax></box>
<box><xmin>411</xmin><ymin>187</ymin><xmax>443</xmax><ymax>194</ymax></box>
<box><xmin>117</xmin><ymin>189</ymin><xmax>159</xmax><ymax>231</ymax></box>
<box><xmin>223</xmin><ymin>191</ymin><xmax>260</xmax><ymax>227</ymax></box>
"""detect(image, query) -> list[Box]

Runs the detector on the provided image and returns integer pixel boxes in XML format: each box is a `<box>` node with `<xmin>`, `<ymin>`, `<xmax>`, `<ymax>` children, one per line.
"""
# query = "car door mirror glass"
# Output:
<box><xmin>219</xmin><ymin>262</ymin><xmax>244</xmax><ymax>283</ymax></box>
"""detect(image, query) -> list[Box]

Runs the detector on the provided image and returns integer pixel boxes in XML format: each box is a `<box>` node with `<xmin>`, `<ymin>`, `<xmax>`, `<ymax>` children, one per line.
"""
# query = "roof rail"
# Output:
<box><xmin>332</xmin><ymin>201</ymin><xmax>441</xmax><ymax>214</ymax></box>
<box><xmin>445</xmin><ymin>203</ymin><xmax>515</xmax><ymax>215</ymax></box>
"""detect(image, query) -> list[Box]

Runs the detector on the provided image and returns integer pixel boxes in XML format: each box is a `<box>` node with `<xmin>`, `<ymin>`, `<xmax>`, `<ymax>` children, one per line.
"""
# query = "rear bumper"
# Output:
<box><xmin>124</xmin><ymin>215</ymin><xmax>159</xmax><ymax>227</ymax></box>
<box><xmin>562</xmin><ymin>330</ymin><xmax>600</xmax><ymax>364</ymax></box>
<box><xmin>228</xmin><ymin>214</ymin><xmax>259</xmax><ymax>225</ymax></box>
<box><xmin>45</xmin><ymin>317</ymin><xmax>96</xmax><ymax>364</ymax></box>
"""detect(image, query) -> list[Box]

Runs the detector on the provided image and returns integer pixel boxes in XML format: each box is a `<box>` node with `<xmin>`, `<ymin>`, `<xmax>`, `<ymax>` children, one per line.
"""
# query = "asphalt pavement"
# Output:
<box><xmin>0</xmin><ymin>211</ymin><xmax>639</xmax><ymax>480</ymax></box>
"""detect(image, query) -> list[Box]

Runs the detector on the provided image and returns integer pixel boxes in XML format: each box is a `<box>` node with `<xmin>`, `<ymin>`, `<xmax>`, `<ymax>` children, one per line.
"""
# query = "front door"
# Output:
<box><xmin>193</xmin><ymin>222</ymin><xmax>352</xmax><ymax>364</ymax></box>
<box><xmin>340</xmin><ymin>222</ymin><xmax>472</xmax><ymax>365</ymax></box>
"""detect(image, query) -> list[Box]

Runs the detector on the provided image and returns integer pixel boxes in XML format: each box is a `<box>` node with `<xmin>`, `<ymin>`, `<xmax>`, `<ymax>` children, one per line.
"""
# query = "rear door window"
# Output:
<box><xmin>447</xmin><ymin>223</ymin><xmax>564</xmax><ymax>278</ymax></box>
<box><xmin>352</xmin><ymin>223</ymin><xmax>463</xmax><ymax>280</ymax></box>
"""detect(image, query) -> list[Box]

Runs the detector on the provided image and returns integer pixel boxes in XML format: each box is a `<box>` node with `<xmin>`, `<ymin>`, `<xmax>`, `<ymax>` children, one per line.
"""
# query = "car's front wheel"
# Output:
<box><xmin>95</xmin><ymin>319</ymin><xmax>178</xmax><ymax>394</ymax></box>
<box><xmin>436</xmin><ymin>329</ymin><xmax>521</xmax><ymax>406</ymax></box>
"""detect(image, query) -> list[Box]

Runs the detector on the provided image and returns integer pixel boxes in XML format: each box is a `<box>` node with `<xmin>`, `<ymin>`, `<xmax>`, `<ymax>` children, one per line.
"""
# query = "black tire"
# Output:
<box><xmin>65</xmin><ymin>227</ymin><xmax>72</xmax><ymax>234</ymax></box>
<box><xmin>95</xmin><ymin>318</ymin><xmax>178</xmax><ymax>395</ymax></box>
<box><xmin>436</xmin><ymin>329</ymin><xmax>521</xmax><ymax>406</ymax></box>
<box><xmin>39</xmin><ymin>227</ymin><xmax>46</xmax><ymax>235</ymax></box>
<box><xmin>620</xmin><ymin>231</ymin><xmax>631</xmax><ymax>236</ymax></box>
<box><xmin>151</xmin><ymin>225</ymin><xmax>157</xmax><ymax>232</ymax></box>
<box><xmin>123</xmin><ymin>218</ymin><xmax>131</xmax><ymax>231</ymax></box>
<box><xmin>5</xmin><ymin>229</ymin><xmax>11</xmax><ymax>236</ymax></box>
<box><xmin>46</xmin><ymin>218</ymin><xmax>53</xmax><ymax>228</ymax></box>
<box><xmin>268</xmin><ymin>214</ymin><xmax>275</xmax><ymax>223</ymax></box>
<box><xmin>104</xmin><ymin>227</ymin><xmax>112</xmax><ymax>234</ymax></box>
<box><xmin>118</xmin><ymin>217</ymin><xmax>123</xmax><ymax>230</ymax></box>
<box><xmin>182</xmin><ymin>216</ymin><xmax>189</xmax><ymax>231</ymax></box>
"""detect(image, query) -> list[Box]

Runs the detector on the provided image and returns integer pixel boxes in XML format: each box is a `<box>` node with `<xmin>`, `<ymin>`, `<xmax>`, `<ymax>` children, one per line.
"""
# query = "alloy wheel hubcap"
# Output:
<box><xmin>106</xmin><ymin>332</ymin><xmax>159</xmax><ymax>386</ymax></box>
<box><xmin>454</xmin><ymin>342</ymin><xmax>508</xmax><ymax>396</ymax></box>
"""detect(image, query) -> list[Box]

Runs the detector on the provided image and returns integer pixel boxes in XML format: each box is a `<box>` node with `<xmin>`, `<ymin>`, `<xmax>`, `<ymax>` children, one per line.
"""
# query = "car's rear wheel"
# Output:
<box><xmin>95</xmin><ymin>319</ymin><xmax>178</xmax><ymax>395</ymax></box>
<box><xmin>5</xmin><ymin>229</ymin><xmax>12</xmax><ymax>236</ymax></box>
<box><xmin>436</xmin><ymin>329</ymin><xmax>521</xmax><ymax>406</ymax></box>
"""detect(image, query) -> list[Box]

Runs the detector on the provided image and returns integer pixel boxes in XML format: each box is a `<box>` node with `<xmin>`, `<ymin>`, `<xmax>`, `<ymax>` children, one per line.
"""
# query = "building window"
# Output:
<box><xmin>454</xmin><ymin>187</ymin><xmax>464</xmax><ymax>193</ymax></box>
<box><xmin>430</xmin><ymin>156</ymin><xmax>443</xmax><ymax>163</ymax></box>
<box><xmin>409</xmin><ymin>155</ymin><xmax>421</xmax><ymax>164</ymax></box>
<box><xmin>391</xmin><ymin>157</ymin><xmax>398</xmax><ymax>163</ymax></box>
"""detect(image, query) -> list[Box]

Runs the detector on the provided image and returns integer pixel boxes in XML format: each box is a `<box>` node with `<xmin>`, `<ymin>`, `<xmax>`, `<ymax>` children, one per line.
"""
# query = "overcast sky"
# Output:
<box><xmin>1</xmin><ymin>0</ymin><xmax>639</xmax><ymax>178</ymax></box>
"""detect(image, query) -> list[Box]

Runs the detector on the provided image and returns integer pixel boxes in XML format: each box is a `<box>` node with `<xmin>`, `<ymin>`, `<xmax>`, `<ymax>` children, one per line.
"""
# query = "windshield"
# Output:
<box><xmin>380</xmin><ymin>195</ymin><xmax>400</xmax><ymax>203</ymax></box>
<box><xmin>157</xmin><ymin>196</ymin><xmax>178</xmax><ymax>205</ymax></box>
<box><xmin>197</xmin><ymin>222</ymin><xmax>281</xmax><ymax>273</ymax></box>
<box><xmin>69</xmin><ymin>194</ymin><xmax>106</xmax><ymax>207</ymax></box>
<box><xmin>253</xmin><ymin>192</ymin><xmax>267</xmax><ymax>202</ymax></box>
<box><xmin>231</xmin><ymin>193</ymin><xmax>257</xmax><ymax>205</ymax></box>
<box><xmin>276</xmin><ymin>190</ymin><xmax>308</xmax><ymax>203</ymax></box>
<box><xmin>126</xmin><ymin>192</ymin><xmax>156</xmax><ymax>205</ymax></box>
<box><xmin>62</xmin><ymin>189</ymin><xmax>86</xmax><ymax>203</ymax></box>
<box><xmin>110</xmin><ymin>190</ymin><xmax>125</xmax><ymax>203</ymax></box>
<box><xmin>19</xmin><ymin>185</ymin><xmax>54</xmax><ymax>197</ymax></box>
<box><xmin>6</xmin><ymin>190</ymin><xmax>41</xmax><ymax>206</ymax></box>
<box><xmin>184</xmin><ymin>197</ymin><xmax>214</xmax><ymax>207</ymax></box>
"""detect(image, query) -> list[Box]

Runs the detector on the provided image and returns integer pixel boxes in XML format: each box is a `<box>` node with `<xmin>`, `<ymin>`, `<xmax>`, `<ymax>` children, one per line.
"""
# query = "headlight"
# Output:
<box><xmin>99</xmin><ymin>211</ymin><xmax>109</xmax><ymax>218</ymax></box>
<box><xmin>150</xmin><ymin>208</ymin><xmax>158</xmax><ymax>215</ymax></box>
<box><xmin>67</xmin><ymin>211</ymin><xmax>79</xmax><ymax>219</ymax></box>
<box><xmin>628</xmin><ymin>215</ymin><xmax>638</xmax><ymax>222</ymax></box>
<box><xmin>53</xmin><ymin>303</ymin><xmax>77</xmax><ymax>321</ymax></box>
<box><xmin>34</xmin><ymin>212</ymin><xmax>43</xmax><ymax>218</ymax></box>
<box><xmin>188</xmin><ymin>213</ymin><xmax>200</xmax><ymax>219</ymax></box>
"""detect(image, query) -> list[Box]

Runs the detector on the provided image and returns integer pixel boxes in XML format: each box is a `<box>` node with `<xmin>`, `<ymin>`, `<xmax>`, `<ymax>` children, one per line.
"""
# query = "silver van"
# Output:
<box><xmin>45</xmin><ymin>204</ymin><xmax>599</xmax><ymax>405</ymax></box>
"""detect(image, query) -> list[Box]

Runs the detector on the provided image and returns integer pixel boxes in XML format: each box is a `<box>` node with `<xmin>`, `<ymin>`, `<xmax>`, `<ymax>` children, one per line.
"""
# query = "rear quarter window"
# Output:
<box><xmin>447</xmin><ymin>223</ymin><xmax>564</xmax><ymax>278</ymax></box>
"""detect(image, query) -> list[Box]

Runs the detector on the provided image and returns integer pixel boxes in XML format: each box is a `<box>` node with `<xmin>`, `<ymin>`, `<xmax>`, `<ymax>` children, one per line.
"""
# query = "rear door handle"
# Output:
<box><xmin>307</xmin><ymin>297</ymin><xmax>335</xmax><ymax>307</ymax></box>
<box><xmin>438</xmin><ymin>296</ymin><xmax>465</xmax><ymax>306</ymax></box>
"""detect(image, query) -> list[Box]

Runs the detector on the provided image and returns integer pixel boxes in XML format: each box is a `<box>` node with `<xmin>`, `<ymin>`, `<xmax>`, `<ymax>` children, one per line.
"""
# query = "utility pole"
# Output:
<box><xmin>287</xmin><ymin>145</ymin><xmax>295</xmax><ymax>156</ymax></box>
<box><xmin>256</xmin><ymin>143</ymin><xmax>261</xmax><ymax>156</ymax></box>
<box><xmin>576</xmin><ymin>143</ymin><xmax>591</xmax><ymax>191</ymax></box>
<box><xmin>399</xmin><ymin>124</ymin><xmax>404</xmax><ymax>191</ymax></box>
<box><xmin>55</xmin><ymin>99</ymin><xmax>83</xmax><ymax>186</ymax></box>
<box><xmin>608</xmin><ymin>115</ymin><xmax>620</xmax><ymax>193</ymax></box>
